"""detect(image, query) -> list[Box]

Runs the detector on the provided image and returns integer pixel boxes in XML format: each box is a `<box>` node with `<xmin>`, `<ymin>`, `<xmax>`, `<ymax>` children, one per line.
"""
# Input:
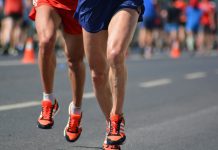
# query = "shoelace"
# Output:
<box><xmin>68</xmin><ymin>116</ymin><xmax>79</xmax><ymax>133</ymax></box>
<box><xmin>110</xmin><ymin>120</ymin><xmax>120</xmax><ymax>135</ymax></box>
<box><xmin>42</xmin><ymin>105</ymin><xmax>52</xmax><ymax>120</ymax></box>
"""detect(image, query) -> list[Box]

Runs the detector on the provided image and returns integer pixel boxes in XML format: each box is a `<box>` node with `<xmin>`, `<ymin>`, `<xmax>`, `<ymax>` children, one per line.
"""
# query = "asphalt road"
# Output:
<box><xmin>0</xmin><ymin>54</ymin><xmax>218</xmax><ymax>150</ymax></box>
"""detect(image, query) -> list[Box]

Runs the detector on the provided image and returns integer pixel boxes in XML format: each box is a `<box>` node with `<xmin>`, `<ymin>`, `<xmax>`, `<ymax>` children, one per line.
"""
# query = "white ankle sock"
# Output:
<box><xmin>71</xmin><ymin>103</ymin><xmax>81</xmax><ymax>115</ymax></box>
<box><xmin>43</xmin><ymin>92</ymin><xmax>55</xmax><ymax>103</ymax></box>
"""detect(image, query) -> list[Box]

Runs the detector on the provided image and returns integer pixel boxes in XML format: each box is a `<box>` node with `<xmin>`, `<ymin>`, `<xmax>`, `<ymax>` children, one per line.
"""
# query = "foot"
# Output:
<box><xmin>106</xmin><ymin>114</ymin><xmax>126</xmax><ymax>145</ymax></box>
<box><xmin>64</xmin><ymin>102</ymin><xmax>82</xmax><ymax>142</ymax></box>
<box><xmin>37</xmin><ymin>99</ymin><xmax>59</xmax><ymax>129</ymax></box>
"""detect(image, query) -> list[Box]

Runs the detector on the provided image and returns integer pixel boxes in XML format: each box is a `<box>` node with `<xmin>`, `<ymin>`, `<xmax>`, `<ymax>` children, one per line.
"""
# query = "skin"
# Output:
<box><xmin>83</xmin><ymin>8</ymin><xmax>139</xmax><ymax>120</ymax></box>
<box><xmin>35</xmin><ymin>5</ymin><xmax>85</xmax><ymax>107</ymax></box>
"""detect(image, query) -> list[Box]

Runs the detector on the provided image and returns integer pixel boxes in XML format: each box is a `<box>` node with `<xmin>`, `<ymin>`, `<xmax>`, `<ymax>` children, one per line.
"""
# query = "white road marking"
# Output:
<box><xmin>185</xmin><ymin>72</ymin><xmax>206</xmax><ymax>80</ymax></box>
<box><xmin>0</xmin><ymin>92</ymin><xmax>95</xmax><ymax>112</ymax></box>
<box><xmin>83</xmin><ymin>92</ymin><xmax>95</xmax><ymax>99</ymax></box>
<box><xmin>0</xmin><ymin>101</ymin><xmax>41</xmax><ymax>112</ymax></box>
<box><xmin>139</xmin><ymin>78</ymin><xmax>172</xmax><ymax>88</ymax></box>
<box><xmin>0</xmin><ymin>58</ymin><xmax>66</xmax><ymax>67</ymax></box>
<box><xmin>215</xmin><ymin>70</ymin><xmax>218</xmax><ymax>74</ymax></box>
<box><xmin>0</xmin><ymin>60</ymin><xmax>24</xmax><ymax>67</ymax></box>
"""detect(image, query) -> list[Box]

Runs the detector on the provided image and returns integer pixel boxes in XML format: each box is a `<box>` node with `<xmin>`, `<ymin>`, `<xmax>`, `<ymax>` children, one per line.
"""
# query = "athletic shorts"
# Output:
<box><xmin>164</xmin><ymin>23</ymin><xmax>179</xmax><ymax>33</ymax></box>
<box><xmin>141</xmin><ymin>16</ymin><xmax>156</xmax><ymax>30</ymax></box>
<box><xmin>186</xmin><ymin>24</ymin><xmax>200</xmax><ymax>33</ymax></box>
<box><xmin>74</xmin><ymin>0</ymin><xmax>144</xmax><ymax>33</ymax></box>
<box><xmin>199</xmin><ymin>25</ymin><xmax>215</xmax><ymax>34</ymax></box>
<box><xmin>5</xmin><ymin>13</ymin><xmax>22</xmax><ymax>21</ymax></box>
<box><xmin>29</xmin><ymin>0</ymin><xmax>82</xmax><ymax>35</ymax></box>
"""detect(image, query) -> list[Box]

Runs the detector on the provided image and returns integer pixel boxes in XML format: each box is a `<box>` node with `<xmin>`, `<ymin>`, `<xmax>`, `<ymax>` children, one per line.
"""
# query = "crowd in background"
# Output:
<box><xmin>0</xmin><ymin>0</ymin><xmax>34</xmax><ymax>56</ymax></box>
<box><xmin>137</xmin><ymin>0</ymin><xmax>218</xmax><ymax>59</ymax></box>
<box><xmin>0</xmin><ymin>0</ymin><xmax>217</xmax><ymax>58</ymax></box>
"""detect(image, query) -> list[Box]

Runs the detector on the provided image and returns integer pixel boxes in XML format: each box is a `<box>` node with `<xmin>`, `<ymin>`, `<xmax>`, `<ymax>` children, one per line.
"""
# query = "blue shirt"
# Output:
<box><xmin>143</xmin><ymin>0</ymin><xmax>156</xmax><ymax>18</ymax></box>
<box><xmin>186</xmin><ymin>6</ymin><xmax>202</xmax><ymax>27</ymax></box>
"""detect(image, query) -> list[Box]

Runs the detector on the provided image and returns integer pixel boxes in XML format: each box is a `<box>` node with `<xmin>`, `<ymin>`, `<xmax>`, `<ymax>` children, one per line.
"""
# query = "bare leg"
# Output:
<box><xmin>82</xmin><ymin>30</ymin><xmax>112</xmax><ymax>120</ymax></box>
<box><xmin>62</xmin><ymin>32</ymin><xmax>85</xmax><ymax>107</ymax></box>
<box><xmin>107</xmin><ymin>8</ymin><xmax>139</xmax><ymax>115</ymax></box>
<box><xmin>35</xmin><ymin>5</ymin><xmax>61</xmax><ymax>93</ymax></box>
<box><xmin>1</xmin><ymin>17</ymin><xmax>13</xmax><ymax>54</ymax></box>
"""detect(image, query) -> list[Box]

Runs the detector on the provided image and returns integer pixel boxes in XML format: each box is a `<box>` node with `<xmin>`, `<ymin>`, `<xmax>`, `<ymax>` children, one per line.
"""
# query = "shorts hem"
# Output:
<box><xmin>80</xmin><ymin>5</ymin><xmax>143</xmax><ymax>33</ymax></box>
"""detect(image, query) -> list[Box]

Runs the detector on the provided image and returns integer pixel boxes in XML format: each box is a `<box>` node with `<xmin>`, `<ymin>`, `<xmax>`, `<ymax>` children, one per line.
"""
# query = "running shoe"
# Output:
<box><xmin>37</xmin><ymin>99</ymin><xmax>59</xmax><ymax>129</ymax></box>
<box><xmin>64</xmin><ymin>102</ymin><xmax>82</xmax><ymax>142</ymax></box>
<box><xmin>106</xmin><ymin>114</ymin><xmax>126</xmax><ymax>145</ymax></box>
<box><xmin>103</xmin><ymin>124</ymin><xmax>121</xmax><ymax>150</ymax></box>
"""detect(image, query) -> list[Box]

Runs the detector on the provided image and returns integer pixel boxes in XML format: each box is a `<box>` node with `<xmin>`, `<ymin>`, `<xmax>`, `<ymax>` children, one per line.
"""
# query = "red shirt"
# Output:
<box><xmin>175</xmin><ymin>0</ymin><xmax>186</xmax><ymax>10</ymax></box>
<box><xmin>199</xmin><ymin>1</ymin><xmax>216</xmax><ymax>26</ymax></box>
<box><xmin>4</xmin><ymin>0</ymin><xmax>23</xmax><ymax>15</ymax></box>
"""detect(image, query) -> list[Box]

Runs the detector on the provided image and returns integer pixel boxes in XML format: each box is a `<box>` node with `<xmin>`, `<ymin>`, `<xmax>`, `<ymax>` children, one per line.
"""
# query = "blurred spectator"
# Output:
<box><xmin>0</xmin><ymin>0</ymin><xmax>24</xmax><ymax>56</ymax></box>
<box><xmin>198</xmin><ymin>0</ymin><xmax>216</xmax><ymax>53</ymax></box>
<box><xmin>185</xmin><ymin>0</ymin><xmax>203</xmax><ymax>53</ymax></box>
<box><xmin>138</xmin><ymin>0</ymin><xmax>156</xmax><ymax>59</ymax></box>
<box><xmin>164</xmin><ymin>0</ymin><xmax>181</xmax><ymax>53</ymax></box>
<box><xmin>0</xmin><ymin>0</ymin><xmax>3</xmax><ymax>20</ymax></box>
<box><xmin>175</xmin><ymin>0</ymin><xmax>187</xmax><ymax>50</ymax></box>
<box><xmin>23</xmin><ymin>0</ymin><xmax>35</xmax><ymax>38</ymax></box>
<box><xmin>0</xmin><ymin>0</ymin><xmax>3</xmax><ymax>45</ymax></box>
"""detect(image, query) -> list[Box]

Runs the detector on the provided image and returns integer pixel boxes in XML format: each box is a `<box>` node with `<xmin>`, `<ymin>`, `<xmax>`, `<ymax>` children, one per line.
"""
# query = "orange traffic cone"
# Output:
<box><xmin>170</xmin><ymin>48</ymin><xmax>181</xmax><ymax>59</ymax></box>
<box><xmin>22</xmin><ymin>37</ymin><xmax>35</xmax><ymax>64</ymax></box>
<box><xmin>170</xmin><ymin>42</ymin><xmax>181</xmax><ymax>59</ymax></box>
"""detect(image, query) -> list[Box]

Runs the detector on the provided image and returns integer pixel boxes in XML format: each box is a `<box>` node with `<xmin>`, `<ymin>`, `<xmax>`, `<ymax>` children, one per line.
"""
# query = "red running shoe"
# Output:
<box><xmin>106</xmin><ymin>114</ymin><xmax>126</xmax><ymax>145</ymax></box>
<box><xmin>64</xmin><ymin>102</ymin><xmax>82</xmax><ymax>142</ymax></box>
<box><xmin>103</xmin><ymin>122</ymin><xmax>121</xmax><ymax>150</ymax></box>
<box><xmin>37</xmin><ymin>99</ymin><xmax>59</xmax><ymax>129</ymax></box>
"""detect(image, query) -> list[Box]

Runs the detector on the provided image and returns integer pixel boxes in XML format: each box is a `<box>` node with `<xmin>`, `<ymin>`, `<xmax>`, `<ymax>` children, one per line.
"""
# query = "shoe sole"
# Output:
<box><xmin>102</xmin><ymin>145</ymin><xmax>121</xmax><ymax>150</ymax></box>
<box><xmin>64</xmin><ymin>130</ymin><xmax>82</xmax><ymax>142</ymax></box>
<box><xmin>106</xmin><ymin>136</ymin><xmax>126</xmax><ymax>146</ymax></box>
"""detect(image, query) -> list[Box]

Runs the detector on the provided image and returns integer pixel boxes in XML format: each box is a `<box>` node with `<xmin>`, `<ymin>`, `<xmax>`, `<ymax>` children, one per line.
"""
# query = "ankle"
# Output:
<box><xmin>70</xmin><ymin>102</ymin><xmax>82</xmax><ymax>115</ymax></box>
<box><xmin>43</xmin><ymin>92</ymin><xmax>55</xmax><ymax>103</ymax></box>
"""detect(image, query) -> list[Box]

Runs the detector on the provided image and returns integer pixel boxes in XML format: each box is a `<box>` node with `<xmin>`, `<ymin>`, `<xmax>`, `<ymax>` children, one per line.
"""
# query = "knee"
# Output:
<box><xmin>91</xmin><ymin>69</ymin><xmax>108</xmax><ymax>86</ymax></box>
<box><xmin>107</xmin><ymin>47</ymin><xmax>125</xmax><ymax>68</ymax></box>
<box><xmin>38</xmin><ymin>32</ymin><xmax>56</xmax><ymax>56</ymax></box>
<box><xmin>67</xmin><ymin>57</ymin><xmax>84</xmax><ymax>71</ymax></box>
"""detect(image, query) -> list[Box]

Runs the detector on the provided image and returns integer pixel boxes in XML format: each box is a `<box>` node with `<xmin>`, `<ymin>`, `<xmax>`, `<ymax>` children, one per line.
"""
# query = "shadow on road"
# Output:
<box><xmin>71</xmin><ymin>145</ymin><xmax>102</xmax><ymax>149</ymax></box>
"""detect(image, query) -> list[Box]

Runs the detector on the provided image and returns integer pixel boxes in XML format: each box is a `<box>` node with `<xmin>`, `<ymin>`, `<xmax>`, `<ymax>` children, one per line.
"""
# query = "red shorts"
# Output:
<box><xmin>29</xmin><ymin>0</ymin><xmax>82</xmax><ymax>35</ymax></box>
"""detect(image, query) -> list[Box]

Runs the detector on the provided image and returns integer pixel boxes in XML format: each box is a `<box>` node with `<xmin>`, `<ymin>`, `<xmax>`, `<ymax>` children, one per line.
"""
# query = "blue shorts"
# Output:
<box><xmin>141</xmin><ymin>16</ymin><xmax>156</xmax><ymax>30</ymax></box>
<box><xmin>186</xmin><ymin>24</ymin><xmax>200</xmax><ymax>33</ymax></box>
<box><xmin>74</xmin><ymin>0</ymin><xmax>144</xmax><ymax>33</ymax></box>
<box><xmin>164</xmin><ymin>23</ymin><xmax>179</xmax><ymax>33</ymax></box>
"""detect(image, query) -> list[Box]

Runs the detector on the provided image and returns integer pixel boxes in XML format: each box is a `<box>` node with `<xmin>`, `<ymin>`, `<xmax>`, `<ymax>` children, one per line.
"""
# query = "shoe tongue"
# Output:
<box><xmin>111</xmin><ymin>115</ymin><xmax>120</xmax><ymax>122</ymax></box>
<box><xmin>41</xmin><ymin>100</ymin><xmax>52</xmax><ymax>106</ymax></box>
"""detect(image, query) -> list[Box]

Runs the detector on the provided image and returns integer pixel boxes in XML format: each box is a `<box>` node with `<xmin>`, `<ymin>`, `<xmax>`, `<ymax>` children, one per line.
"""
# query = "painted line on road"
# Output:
<box><xmin>0</xmin><ymin>60</ymin><xmax>25</xmax><ymax>67</ymax></box>
<box><xmin>139</xmin><ymin>78</ymin><xmax>172</xmax><ymax>88</ymax></box>
<box><xmin>83</xmin><ymin>92</ymin><xmax>95</xmax><ymax>99</ymax></box>
<box><xmin>185</xmin><ymin>72</ymin><xmax>206</xmax><ymax>80</ymax></box>
<box><xmin>0</xmin><ymin>92</ymin><xmax>95</xmax><ymax>112</ymax></box>
<box><xmin>215</xmin><ymin>70</ymin><xmax>218</xmax><ymax>74</ymax></box>
<box><xmin>0</xmin><ymin>101</ymin><xmax>41</xmax><ymax>112</ymax></box>
<box><xmin>0</xmin><ymin>58</ymin><xmax>66</xmax><ymax>67</ymax></box>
